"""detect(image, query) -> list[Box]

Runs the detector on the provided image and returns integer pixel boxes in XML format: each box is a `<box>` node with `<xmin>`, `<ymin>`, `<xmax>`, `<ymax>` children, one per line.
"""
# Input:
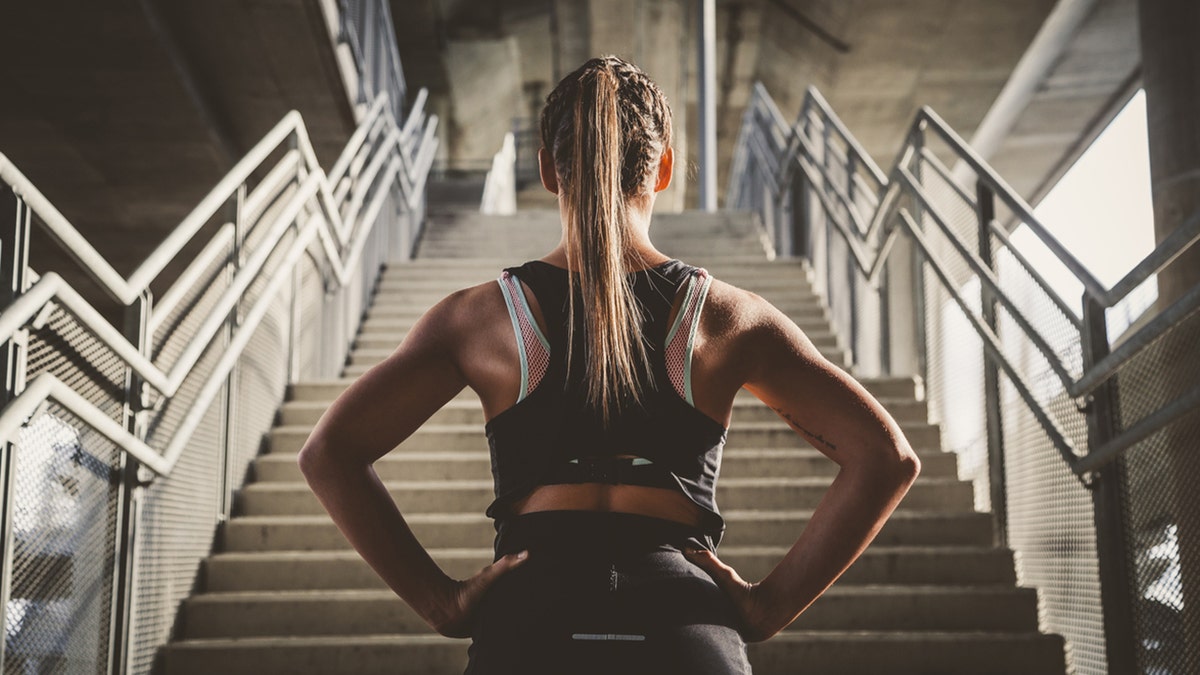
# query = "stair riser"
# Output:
<box><xmin>252</xmin><ymin>450</ymin><xmax>959</xmax><ymax>482</ymax></box>
<box><xmin>365</xmin><ymin>293</ymin><xmax>824</xmax><ymax>311</ymax></box>
<box><xmin>278</xmin><ymin>400</ymin><xmax>930</xmax><ymax>427</ymax></box>
<box><xmin>286</xmin><ymin>380</ymin><xmax>921</xmax><ymax>404</ymax></box>
<box><xmin>221</xmin><ymin>513</ymin><xmax>995</xmax><ymax>552</ymax></box>
<box><xmin>356</xmin><ymin>313</ymin><xmax>833</xmax><ymax>335</ymax></box>
<box><xmin>237</xmin><ymin>481</ymin><xmax>974</xmax><ymax>516</ymax></box>
<box><xmin>744</xmin><ymin>636</ymin><xmax>1068</xmax><ymax>675</ymax></box>
<box><xmin>180</xmin><ymin>588</ymin><xmax>1040</xmax><ymax>639</ymax></box>
<box><xmin>345</xmin><ymin>338</ymin><xmax>841</xmax><ymax>363</ymax></box>
<box><xmin>162</xmin><ymin>635</ymin><xmax>1067</xmax><ymax>675</ymax></box>
<box><xmin>373</xmin><ymin>277</ymin><xmax>816</xmax><ymax>296</ymax></box>
<box><xmin>204</xmin><ymin>549</ymin><xmax>1015</xmax><ymax>592</ymax></box>
<box><xmin>268</xmin><ymin>425</ymin><xmax>942</xmax><ymax>454</ymax></box>
<box><xmin>376</xmin><ymin>271</ymin><xmax>814</xmax><ymax>287</ymax></box>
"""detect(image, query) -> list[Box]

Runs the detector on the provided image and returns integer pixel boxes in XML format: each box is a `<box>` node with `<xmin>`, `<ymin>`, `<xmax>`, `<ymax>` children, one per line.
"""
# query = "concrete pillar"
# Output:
<box><xmin>1140</xmin><ymin>0</ymin><xmax>1200</xmax><ymax>305</ymax></box>
<box><xmin>551</xmin><ymin>0</ymin><xmax>590</xmax><ymax>82</ymax></box>
<box><xmin>1135</xmin><ymin>0</ymin><xmax>1200</xmax><ymax>663</ymax></box>
<box><xmin>442</xmin><ymin>38</ymin><xmax>525</xmax><ymax>170</ymax></box>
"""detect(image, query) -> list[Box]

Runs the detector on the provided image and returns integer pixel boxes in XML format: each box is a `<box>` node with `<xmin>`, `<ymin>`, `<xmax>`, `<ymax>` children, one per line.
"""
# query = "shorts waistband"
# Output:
<box><xmin>493</xmin><ymin>510</ymin><xmax>715</xmax><ymax>560</ymax></box>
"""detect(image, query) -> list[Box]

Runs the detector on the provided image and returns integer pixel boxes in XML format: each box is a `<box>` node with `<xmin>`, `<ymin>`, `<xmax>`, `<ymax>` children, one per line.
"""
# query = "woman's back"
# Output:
<box><xmin>297</xmin><ymin>55</ymin><xmax>920</xmax><ymax>674</ymax></box>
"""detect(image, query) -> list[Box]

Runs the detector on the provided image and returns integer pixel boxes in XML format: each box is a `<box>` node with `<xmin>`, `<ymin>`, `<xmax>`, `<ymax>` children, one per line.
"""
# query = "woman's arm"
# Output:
<box><xmin>297</xmin><ymin>287</ymin><xmax>527</xmax><ymax>637</ymax></box>
<box><xmin>685</xmin><ymin>288</ymin><xmax>921</xmax><ymax>641</ymax></box>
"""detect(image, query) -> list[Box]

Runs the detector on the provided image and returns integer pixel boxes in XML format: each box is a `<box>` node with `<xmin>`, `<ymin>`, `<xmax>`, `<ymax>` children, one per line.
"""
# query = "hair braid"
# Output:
<box><xmin>538</xmin><ymin>56</ymin><xmax>674</xmax><ymax>423</ymax></box>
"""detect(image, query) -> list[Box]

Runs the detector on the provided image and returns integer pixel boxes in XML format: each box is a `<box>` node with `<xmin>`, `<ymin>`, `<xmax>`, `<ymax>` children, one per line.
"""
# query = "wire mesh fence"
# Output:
<box><xmin>1112</xmin><ymin>302</ymin><xmax>1200</xmax><ymax>675</ymax></box>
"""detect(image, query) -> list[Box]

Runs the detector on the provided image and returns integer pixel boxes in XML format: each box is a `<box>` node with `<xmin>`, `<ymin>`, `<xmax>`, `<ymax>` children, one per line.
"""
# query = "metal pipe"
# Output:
<box><xmin>1076</xmin><ymin>380</ymin><xmax>1200</xmax><ymax>475</ymax></box>
<box><xmin>0</xmin><ymin>187</ymin><xmax>31</xmax><ymax>671</ymax></box>
<box><xmin>149</xmin><ymin>223</ymin><xmax>236</xmax><ymax>333</ymax></box>
<box><xmin>916</xmin><ymin>107</ymin><xmax>1108</xmax><ymax>300</ymax></box>
<box><xmin>985</xmin><ymin>218</ymin><xmax>1085</xmax><ymax>330</ymax></box>
<box><xmin>899</xmin><ymin>166</ymin><xmax>1079</xmax><ymax>394</ymax></box>
<box><xmin>977</xmin><ymin>182</ymin><xmax>1008</xmax><ymax>545</ymax></box>
<box><xmin>697</xmin><ymin>0</ymin><xmax>717</xmax><ymax>211</ymax></box>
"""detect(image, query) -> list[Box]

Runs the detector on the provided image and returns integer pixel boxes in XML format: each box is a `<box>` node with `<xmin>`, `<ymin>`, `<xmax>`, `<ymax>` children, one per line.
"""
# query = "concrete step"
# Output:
<box><xmin>341</xmin><ymin>352</ymin><xmax>859</xmax><ymax>378</ymax></box>
<box><xmin>278</xmin><ymin>396</ymin><xmax>929</xmax><ymax>427</ymax></box>
<box><xmin>286</xmin><ymin>376</ymin><xmax>925</xmax><ymax>404</ymax></box>
<box><xmin>366</xmin><ymin>284</ymin><xmax>826</xmax><ymax>304</ymax></box>
<box><xmin>236</xmin><ymin>476</ymin><xmax>973</xmax><ymax>516</ymax></box>
<box><xmin>221</xmin><ymin>510</ymin><xmax>995</xmax><ymax>552</ymax></box>
<box><xmin>178</xmin><ymin>585</ymin><xmax>1041</xmax><ymax>639</ymax></box>
<box><xmin>349</xmin><ymin>329</ymin><xmax>841</xmax><ymax>353</ymax></box>
<box><xmin>203</xmin><ymin>545</ymin><xmax>1015</xmax><ymax>592</ymax></box>
<box><xmin>355</xmin><ymin>310</ymin><xmax>835</xmax><ymax>335</ymax></box>
<box><xmin>379</xmin><ymin>261</ymin><xmax>809</xmax><ymax>277</ymax></box>
<box><xmin>253</xmin><ymin>447</ymin><xmax>959</xmax><ymax>483</ymax></box>
<box><xmin>376</xmin><ymin>266</ymin><xmax>815</xmax><ymax>288</ymax></box>
<box><xmin>344</xmin><ymin>331</ymin><xmax>841</xmax><ymax>363</ymax></box>
<box><xmin>161</xmin><ymin>631</ymin><xmax>1066</xmax><ymax>675</ymax></box>
<box><xmin>265</xmin><ymin>422</ymin><xmax>943</xmax><ymax>455</ymax></box>
<box><xmin>361</xmin><ymin>301</ymin><xmax>832</xmax><ymax>325</ymax></box>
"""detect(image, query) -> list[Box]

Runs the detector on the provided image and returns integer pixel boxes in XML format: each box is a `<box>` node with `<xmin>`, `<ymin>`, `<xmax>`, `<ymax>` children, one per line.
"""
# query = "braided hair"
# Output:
<box><xmin>539</xmin><ymin>56</ymin><xmax>674</xmax><ymax>423</ymax></box>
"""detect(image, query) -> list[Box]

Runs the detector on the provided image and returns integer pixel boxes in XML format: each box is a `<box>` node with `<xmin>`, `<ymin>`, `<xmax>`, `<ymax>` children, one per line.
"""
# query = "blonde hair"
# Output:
<box><xmin>539</xmin><ymin>56</ymin><xmax>674</xmax><ymax>423</ymax></box>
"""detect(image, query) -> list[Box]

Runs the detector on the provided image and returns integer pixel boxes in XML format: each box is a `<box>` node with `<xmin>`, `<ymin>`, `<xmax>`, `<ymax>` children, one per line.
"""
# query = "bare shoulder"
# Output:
<box><xmin>701</xmin><ymin>277</ymin><xmax>808</xmax><ymax>347</ymax></box>
<box><xmin>405</xmin><ymin>278</ymin><xmax>507</xmax><ymax>352</ymax></box>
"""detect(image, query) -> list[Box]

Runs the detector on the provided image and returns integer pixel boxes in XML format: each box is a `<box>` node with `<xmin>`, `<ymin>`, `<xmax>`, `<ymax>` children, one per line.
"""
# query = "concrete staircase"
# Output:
<box><xmin>160</xmin><ymin>210</ymin><xmax>1068</xmax><ymax>674</ymax></box>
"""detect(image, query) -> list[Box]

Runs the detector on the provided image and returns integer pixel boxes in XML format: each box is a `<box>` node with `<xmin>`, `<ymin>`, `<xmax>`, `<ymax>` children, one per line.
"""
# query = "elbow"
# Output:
<box><xmin>870</xmin><ymin>440</ymin><xmax>921</xmax><ymax>491</ymax></box>
<box><xmin>887</xmin><ymin>434</ymin><xmax>922</xmax><ymax>489</ymax></box>
<box><xmin>896</xmin><ymin>448</ymin><xmax>921</xmax><ymax>486</ymax></box>
<box><xmin>296</xmin><ymin>436</ymin><xmax>331</xmax><ymax>483</ymax></box>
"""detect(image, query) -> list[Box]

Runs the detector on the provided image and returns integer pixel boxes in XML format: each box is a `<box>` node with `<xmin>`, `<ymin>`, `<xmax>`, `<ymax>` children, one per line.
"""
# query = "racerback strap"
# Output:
<box><xmin>498</xmin><ymin>265</ymin><xmax>711</xmax><ymax>405</ymax></box>
<box><xmin>664</xmin><ymin>268</ymin><xmax>712</xmax><ymax>405</ymax></box>
<box><xmin>498</xmin><ymin>270</ymin><xmax>551</xmax><ymax>402</ymax></box>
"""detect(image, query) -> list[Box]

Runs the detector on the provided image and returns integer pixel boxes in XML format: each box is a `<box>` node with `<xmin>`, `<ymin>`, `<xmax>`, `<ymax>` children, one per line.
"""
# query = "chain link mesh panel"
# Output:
<box><xmin>127</xmin><ymin>383</ymin><xmax>225</xmax><ymax>675</ymax></box>
<box><xmin>911</xmin><ymin>150</ymin><xmax>993</xmax><ymax>514</ymax></box>
<box><xmin>1112</xmin><ymin>300</ymin><xmax>1200</xmax><ymax>675</ymax></box>
<box><xmin>5</xmin><ymin>298</ymin><xmax>129</xmax><ymax>674</ymax></box>
<box><xmin>5</xmin><ymin>410</ymin><xmax>120</xmax><ymax>675</ymax></box>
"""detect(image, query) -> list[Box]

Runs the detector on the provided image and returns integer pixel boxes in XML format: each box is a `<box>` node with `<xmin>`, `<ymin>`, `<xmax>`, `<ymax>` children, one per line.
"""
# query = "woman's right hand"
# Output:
<box><xmin>428</xmin><ymin>550</ymin><xmax>531</xmax><ymax>638</ymax></box>
<box><xmin>683</xmin><ymin>548</ymin><xmax>788</xmax><ymax>642</ymax></box>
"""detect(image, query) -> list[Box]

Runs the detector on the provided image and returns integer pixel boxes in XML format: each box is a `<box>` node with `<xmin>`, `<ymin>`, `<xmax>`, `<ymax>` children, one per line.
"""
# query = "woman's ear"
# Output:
<box><xmin>654</xmin><ymin>147</ymin><xmax>674</xmax><ymax>193</ymax></box>
<box><xmin>538</xmin><ymin>147</ymin><xmax>559</xmax><ymax>195</ymax></box>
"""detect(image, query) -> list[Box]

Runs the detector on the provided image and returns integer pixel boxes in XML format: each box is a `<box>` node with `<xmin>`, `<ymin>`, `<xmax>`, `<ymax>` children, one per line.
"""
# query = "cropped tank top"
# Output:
<box><xmin>483</xmin><ymin>259</ymin><xmax>729</xmax><ymax>549</ymax></box>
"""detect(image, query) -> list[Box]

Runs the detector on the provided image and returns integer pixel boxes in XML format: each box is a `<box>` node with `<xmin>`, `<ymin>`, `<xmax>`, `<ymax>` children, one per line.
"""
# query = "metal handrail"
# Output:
<box><xmin>729</xmin><ymin>83</ymin><xmax>1200</xmax><ymax>477</ymax></box>
<box><xmin>0</xmin><ymin>90</ymin><xmax>439</xmax><ymax>479</ymax></box>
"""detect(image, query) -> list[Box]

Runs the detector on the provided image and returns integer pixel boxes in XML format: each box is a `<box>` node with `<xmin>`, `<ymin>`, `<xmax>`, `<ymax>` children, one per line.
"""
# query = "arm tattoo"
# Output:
<box><xmin>771</xmin><ymin>406</ymin><xmax>838</xmax><ymax>452</ymax></box>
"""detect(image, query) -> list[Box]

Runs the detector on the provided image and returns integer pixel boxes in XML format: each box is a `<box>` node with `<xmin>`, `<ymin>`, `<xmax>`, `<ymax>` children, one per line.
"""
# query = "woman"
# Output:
<box><xmin>298</xmin><ymin>56</ymin><xmax>920</xmax><ymax>674</ymax></box>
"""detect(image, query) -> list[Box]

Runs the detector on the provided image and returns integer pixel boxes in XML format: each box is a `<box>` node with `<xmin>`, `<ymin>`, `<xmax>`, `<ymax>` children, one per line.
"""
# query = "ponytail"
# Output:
<box><xmin>563</xmin><ymin>67</ymin><xmax>650</xmax><ymax>423</ymax></box>
<box><xmin>540</xmin><ymin>56</ymin><xmax>673</xmax><ymax>425</ymax></box>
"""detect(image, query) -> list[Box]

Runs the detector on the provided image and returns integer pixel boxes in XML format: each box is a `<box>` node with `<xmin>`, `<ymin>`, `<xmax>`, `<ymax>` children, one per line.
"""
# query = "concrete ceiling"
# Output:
<box><xmin>390</xmin><ymin>0</ymin><xmax>1141</xmax><ymax>210</ymax></box>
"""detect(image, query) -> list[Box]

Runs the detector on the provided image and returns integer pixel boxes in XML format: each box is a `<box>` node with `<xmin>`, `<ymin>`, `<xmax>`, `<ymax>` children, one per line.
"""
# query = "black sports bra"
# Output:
<box><xmin>483</xmin><ymin>259</ymin><xmax>728</xmax><ymax>549</ymax></box>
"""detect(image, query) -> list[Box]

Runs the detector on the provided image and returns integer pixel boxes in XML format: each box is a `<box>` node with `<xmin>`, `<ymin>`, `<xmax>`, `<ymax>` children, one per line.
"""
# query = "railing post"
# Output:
<box><xmin>1081</xmin><ymin>294</ymin><xmax>1139</xmax><ymax>674</ymax></box>
<box><xmin>218</xmin><ymin>185</ymin><xmax>246</xmax><ymax>521</ymax></box>
<box><xmin>0</xmin><ymin>186</ymin><xmax>31</xmax><ymax>671</ymax></box>
<box><xmin>908</xmin><ymin>124</ymin><xmax>929</xmax><ymax>386</ymax></box>
<box><xmin>845</xmin><ymin>154</ymin><xmax>859</xmax><ymax>368</ymax></box>
<box><xmin>976</xmin><ymin>181</ymin><xmax>1007</xmax><ymax>545</ymax></box>
<box><xmin>288</xmin><ymin>263</ymin><xmax>303</xmax><ymax>384</ymax></box>
<box><xmin>109</xmin><ymin>289</ymin><xmax>151</xmax><ymax>675</ymax></box>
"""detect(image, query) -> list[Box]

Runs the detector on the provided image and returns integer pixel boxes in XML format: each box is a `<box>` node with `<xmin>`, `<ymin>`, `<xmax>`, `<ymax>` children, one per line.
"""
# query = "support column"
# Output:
<box><xmin>696</xmin><ymin>0</ymin><xmax>717</xmax><ymax>212</ymax></box>
<box><xmin>1136</xmin><ymin>0</ymin><xmax>1200</xmax><ymax>665</ymax></box>
<box><xmin>1139</xmin><ymin>0</ymin><xmax>1200</xmax><ymax>305</ymax></box>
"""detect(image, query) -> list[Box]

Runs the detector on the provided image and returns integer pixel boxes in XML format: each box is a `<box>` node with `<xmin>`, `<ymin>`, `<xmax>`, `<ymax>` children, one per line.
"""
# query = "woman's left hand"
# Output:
<box><xmin>683</xmin><ymin>548</ymin><xmax>787</xmax><ymax>643</ymax></box>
